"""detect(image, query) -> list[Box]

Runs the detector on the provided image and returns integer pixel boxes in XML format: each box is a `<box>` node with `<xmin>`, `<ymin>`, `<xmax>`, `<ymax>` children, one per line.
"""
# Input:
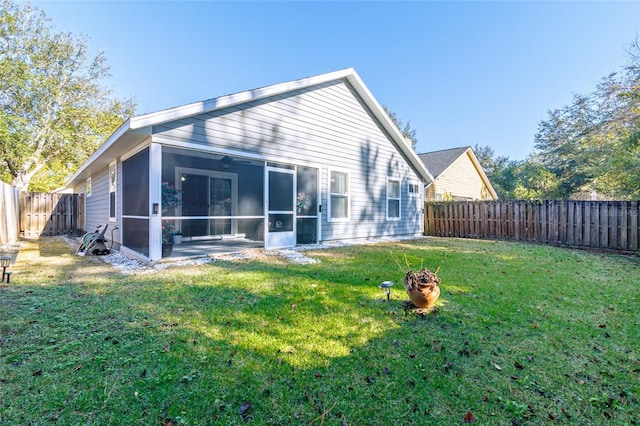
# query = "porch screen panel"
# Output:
<box><xmin>122</xmin><ymin>148</ymin><xmax>150</xmax><ymax>257</ymax></box>
<box><xmin>296</xmin><ymin>167</ymin><xmax>318</xmax><ymax>244</ymax></box>
<box><xmin>122</xmin><ymin>149</ymin><xmax>149</xmax><ymax>216</ymax></box>
<box><xmin>296</xmin><ymin>167</ymin><xmax>318</xmax><ymax>215</ymax></box>
<box><xmin>269</xmin><ymin>172</ymin><xmax>294</xmax><ymax>212</ymax></box>
<box><xmin>122</xmin><ymin>218</ymin><xmax>149</xmax><ymax>257</ymax></box>
<box><xmin>296</xmin><ymin>218</ymin><xmax>317</xmax><ymax>244</ymax></box>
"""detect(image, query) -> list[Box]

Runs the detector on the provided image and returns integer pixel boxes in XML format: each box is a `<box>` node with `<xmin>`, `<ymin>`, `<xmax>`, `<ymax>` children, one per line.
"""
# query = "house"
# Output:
<box><xmin>65</xmin><ymin>68</ymin><xmax>434</xmax><ymax>263</ymax></box>
<box><xmin>418</xmin><ymin>146</ymin><xmax>497</xmax><ymax>201</ymax></box>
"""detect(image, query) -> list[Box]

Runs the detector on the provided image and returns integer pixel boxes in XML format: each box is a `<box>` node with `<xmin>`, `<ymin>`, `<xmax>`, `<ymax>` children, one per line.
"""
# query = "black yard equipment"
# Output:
<box><xmin>77</xmin><ymin>224</ymin><xmax>116</xmax><ymax>256</ymax></box>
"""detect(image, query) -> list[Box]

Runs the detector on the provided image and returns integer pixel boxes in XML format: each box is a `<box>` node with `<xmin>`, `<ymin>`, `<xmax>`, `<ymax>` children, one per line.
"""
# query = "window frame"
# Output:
<box><xmin>109</xmin><ymin>161</ymin><xmax>117</xmax><ymax>222</ymax></box>
<box><xmin>407</xmin><ymin>181</ymin><xmax>421</xmax><ymax>199</ymax></box>
<box><xmin>86</xmin><ymin>177</ymin><xmax>92</xmax><ymax>197</ymax></box>
<box><xmin>386</xmin><ymin>178</ymin><xmax>401</xmax><ymax>221</ymax></box>
<box><xmin>328</xmin><ymin>169</ymin><xmax>350</xmax><ymax>222</ymax></box>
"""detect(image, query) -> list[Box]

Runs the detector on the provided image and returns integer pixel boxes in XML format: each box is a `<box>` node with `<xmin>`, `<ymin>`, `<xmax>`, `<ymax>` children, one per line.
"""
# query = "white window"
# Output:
<box><xmin>329</xmin><ymin>170</ymin><xmax>349</xmax><ymax>221</ymax></box>
<box><xmin>387</xmin><ymin>178</ymin><xmax>401</xmax><ymax>220</ymax></box>
<box><xmin>434</xmin><ymin>192</ymin><xmax>444</xmax><ymax>201</ymax></box>
<box><xmin>86</xmin><ymin>177</ymin><xmax>92</xmax><ymax>197</ymax></box>
<box><xmin>408</xmin><ymin>182</ymin><xmax>421</xmax><ymax>198</ymax></box>
<box><xmin>109</xmin><ymin>162</ymin><xmax>117</xmax><ymax>221</ymax></box>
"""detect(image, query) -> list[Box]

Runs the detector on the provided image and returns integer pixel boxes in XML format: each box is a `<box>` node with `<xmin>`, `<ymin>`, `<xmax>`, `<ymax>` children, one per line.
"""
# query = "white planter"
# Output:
<box><xmin>173</xmin><ymin>235</ymin><xmax>182</xmax><ymax>245</ymax></box>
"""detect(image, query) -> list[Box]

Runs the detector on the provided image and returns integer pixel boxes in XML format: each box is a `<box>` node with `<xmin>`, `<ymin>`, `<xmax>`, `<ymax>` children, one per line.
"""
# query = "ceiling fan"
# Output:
<box><xmin>220</xmin><ymin>155</ymin><xmax>252</xmax><ymax>168</ymax></box>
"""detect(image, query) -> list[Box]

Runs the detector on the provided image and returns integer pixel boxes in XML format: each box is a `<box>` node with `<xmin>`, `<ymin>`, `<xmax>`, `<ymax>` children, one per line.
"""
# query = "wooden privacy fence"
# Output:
<box><xmin>19</xmin><ymin>192</ymin><xmax>85</xmax><ymax>238</ymax></box>
<box><xmin>424</xmin><ymin>200</ymin><xmax>639</xmax><ymax>252</ymax></box>
<box><xmin>0</xmin><ymin>181</ymin><xmax>20</xmax><ymax>244</ymax></box>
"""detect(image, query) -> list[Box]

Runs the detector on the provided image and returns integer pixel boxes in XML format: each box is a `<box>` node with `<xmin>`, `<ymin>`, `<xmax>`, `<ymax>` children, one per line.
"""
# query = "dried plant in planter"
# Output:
<box><xmin>403</xmin><ymin>267</ymin><xmax>441</xmax><ymax>314</ymax></box>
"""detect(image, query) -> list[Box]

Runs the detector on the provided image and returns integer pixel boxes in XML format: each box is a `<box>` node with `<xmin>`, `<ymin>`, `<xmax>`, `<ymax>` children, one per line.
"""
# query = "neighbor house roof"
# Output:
<box><xmin>418</xmin><ymin>147</ymin><xmax>470</xmax><ymax>179</ymax></box>
<box><xmin>418</xmin><ymin>146</ymin><xmax>498</xmax><ymax>199</ymax></box>
<box><xmin>66</xmin><ymin>68</ymin><xmax>434</xmax><ymax>188</ymax></box>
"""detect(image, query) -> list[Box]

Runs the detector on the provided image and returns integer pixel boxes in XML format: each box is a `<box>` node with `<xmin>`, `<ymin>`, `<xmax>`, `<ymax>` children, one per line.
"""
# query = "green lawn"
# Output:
<box><xmin>1</xmin><ymin>237</ymin><xmax>638</xmax><ymax>425</ymax></box>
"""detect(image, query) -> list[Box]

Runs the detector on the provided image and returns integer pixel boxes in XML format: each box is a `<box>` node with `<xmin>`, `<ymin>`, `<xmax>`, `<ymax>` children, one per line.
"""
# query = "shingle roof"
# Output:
<box><xmin>417</xmin><ymin>146</ymin><xmax>471</xmax><ymax>179</ymax></box>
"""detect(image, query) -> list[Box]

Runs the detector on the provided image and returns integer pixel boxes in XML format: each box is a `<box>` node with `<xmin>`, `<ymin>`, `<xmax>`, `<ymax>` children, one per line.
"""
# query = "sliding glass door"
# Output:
<box><xmin>178</xmin><ymin>169</ymin><xmax>237</xmax><ymax>239</ymax></box>
<box><xmin>209</xmin><ymin>177</ymin><xmax>232</xmax><ymax>235</ymax></box>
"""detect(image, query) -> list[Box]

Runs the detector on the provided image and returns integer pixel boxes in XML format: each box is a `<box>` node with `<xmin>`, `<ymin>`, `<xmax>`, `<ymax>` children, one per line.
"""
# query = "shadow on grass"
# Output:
<box><xmin>1</xmin><ymin>237</ymin><xmax>638</xmax><ymax>424</ymax></box>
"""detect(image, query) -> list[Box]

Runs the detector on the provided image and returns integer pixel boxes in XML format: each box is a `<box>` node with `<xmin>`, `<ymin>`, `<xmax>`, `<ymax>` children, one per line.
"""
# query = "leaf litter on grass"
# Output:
<box><xmin>2</xmin><ymin>236</ymin><xmax>639</xmax><ymax>425</ymax></box>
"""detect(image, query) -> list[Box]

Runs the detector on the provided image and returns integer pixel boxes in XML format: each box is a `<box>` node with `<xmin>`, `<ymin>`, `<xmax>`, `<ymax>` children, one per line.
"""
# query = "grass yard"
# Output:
<box><xmin>0</xmin><ymin>237</ymin><xmax>638</xmax><ymax>425</ymax></box>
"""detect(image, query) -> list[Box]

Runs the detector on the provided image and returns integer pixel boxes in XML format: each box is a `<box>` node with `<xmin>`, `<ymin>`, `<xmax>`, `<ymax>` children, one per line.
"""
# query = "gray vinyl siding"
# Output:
<box><xmin>153</xmin><ymin>80</ymin><xmax>423</xmax><ymax>241</ymax></box>
<box><xmin>69</xmin><ymin>165</ymin><xmax>122</xmax><ymax>248</ymax></box>
<box><xmin>83</xmin><ymin>166</ymin><xmax>121</xmax><ymax>244</ymax></box>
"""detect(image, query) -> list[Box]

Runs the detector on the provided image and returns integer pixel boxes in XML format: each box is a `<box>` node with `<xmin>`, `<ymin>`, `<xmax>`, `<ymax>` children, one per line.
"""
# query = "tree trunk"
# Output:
<box><xmin>12</xmin><ymin>164</ymin><xmax>43</xmax><ymax>192</ymax></box>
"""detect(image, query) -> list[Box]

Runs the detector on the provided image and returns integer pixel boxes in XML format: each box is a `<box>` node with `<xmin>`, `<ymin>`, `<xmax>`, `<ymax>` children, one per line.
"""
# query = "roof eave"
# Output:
<box><xmin>66</xmin><ymin>68</ymin><xmax>434</xmax><ymax>188</ymax></box>
<box><xmin>129</xmin><ymin>68</ymin><xmax>359</xmax><ymax>130</ymax></box>
<box><xmin>343</xmin><ymin>72</ymin><xmax>434</xmax><ymax>183</ymax></box>
<box><xmin>130</xmin><ymin>68</ymin><xmax>433</xmax><ymax>183</ymax></box>
<box><xmin>466</xmin><ymin>148</ymin><xmax>499</xmax><ymax>199</ymax></box>
<box><xmin>63</xmin><ymin>118</ymin><xmax>132</xmax><ymax>188</ymax></box>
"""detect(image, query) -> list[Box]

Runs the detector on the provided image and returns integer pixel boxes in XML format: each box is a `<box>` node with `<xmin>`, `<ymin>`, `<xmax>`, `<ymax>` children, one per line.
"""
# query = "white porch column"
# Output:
<box><xmin>149</xmin><ymin>143</ymin><xmax>162</xmax><ymax>261</ymax></box>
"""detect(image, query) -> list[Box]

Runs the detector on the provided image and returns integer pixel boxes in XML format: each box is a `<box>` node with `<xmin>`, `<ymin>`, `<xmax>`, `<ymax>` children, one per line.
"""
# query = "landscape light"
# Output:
<box><xmin>379</xmin><ymin>281</ymin><xmax>393</xmax><ymax>302</ymax></box>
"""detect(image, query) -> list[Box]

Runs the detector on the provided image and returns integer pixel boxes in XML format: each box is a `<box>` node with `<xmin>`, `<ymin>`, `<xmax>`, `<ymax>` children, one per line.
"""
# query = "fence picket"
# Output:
<box><xmin>17</xmin><ymin>191</ymin><xmax>84</xmax><ymax>238</ymax></box>
<box><xmin>631</xmin><ymin>202</ymin><xmax>638</xmax><ymax>251</ymax></box>
<box><xmin>584</xmin><ymin>202</ymin><xmax>592</xmax><ymax>246</ymax></box>
<box><xmin>567</xmin><ymin>202</ymin><xmax>575</xmax><ymax>245</ymax></box>
<box><xmin>620</xmin><ymin>201</ymin><xmax>628</xmax><ymax>250</ymax></box>
<box><xmin>424</xmin><ymin>200</ymin><xmax>639</xmax><ymax>253</ymax></box>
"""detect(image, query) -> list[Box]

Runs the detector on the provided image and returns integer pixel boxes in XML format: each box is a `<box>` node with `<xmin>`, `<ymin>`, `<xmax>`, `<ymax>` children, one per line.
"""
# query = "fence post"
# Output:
<box><xmin>584</xmin><ymin>201</ymin><xmax>592</xmax><ymax>246</ymax></box>
<box><xmin>631</xmin><ymin>202</ymin><xmax>638</xmax><ymax>251</ymax></box>
<box><xmin>610</xmin><ymin>202</ymin><xmax>618</xmax><ymax>249</ymax></box>
<box><xmin>619</xmin><ymin>202</ymin><xmax>628</xmax><ymax>250</ymax></box>
<box><xmin>0</xmin><ymin>181</ymin><xmax>20</xmax><ymax>244</ymax></box>
<box><xmin>514</xmin><ymin>201</ymin><xmax>520</xmax><ymax>241</ymax></box>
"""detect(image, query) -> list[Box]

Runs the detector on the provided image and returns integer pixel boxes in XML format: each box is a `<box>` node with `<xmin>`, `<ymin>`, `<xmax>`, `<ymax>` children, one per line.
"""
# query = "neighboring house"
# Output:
<box><xmin>65</xmin><ymin>68</ymin><xmax>434</xmax><ymax>263</ymax></box>
<box><xmin>418</xmin><ymin>146</ymin><xmax>498</xmax><ymax>201</ymax></box>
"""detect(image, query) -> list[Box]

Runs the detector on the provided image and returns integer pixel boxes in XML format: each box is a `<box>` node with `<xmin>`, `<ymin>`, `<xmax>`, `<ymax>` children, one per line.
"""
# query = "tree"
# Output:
<box><xmin>383</xmin><ymin>105</ymin><xmax>418</xmax><ymax>150</ymax></box>
<box><xmin>0</xmin><ymin>0</ymin><xmax>135</xmax><ymax>191</ymax></box>
<box><xmin>490</xmin><ymin>160</ymin><xmax>561</xmax><ymax>200</ymax></box>
<box><xmin>534</xmin><ymin>40</ymin><xmax>640</xmax><ymax>199</ymax></box>
<box><xmin>473</xmin><ymin>144</ymin><xmax>510</xmax><ymax>177</ymax></box>
<box><xmin>473</xmin><ymin>144</ymin><xmax>561</xmax><ymax>199</ymax></box>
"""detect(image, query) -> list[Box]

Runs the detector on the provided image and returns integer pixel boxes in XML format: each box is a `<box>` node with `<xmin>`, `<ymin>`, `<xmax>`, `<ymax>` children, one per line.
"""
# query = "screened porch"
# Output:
<box><xmin>119</xmin><ymin>144</ymin><xmax>319</xmax><ymax>261</ymax></box>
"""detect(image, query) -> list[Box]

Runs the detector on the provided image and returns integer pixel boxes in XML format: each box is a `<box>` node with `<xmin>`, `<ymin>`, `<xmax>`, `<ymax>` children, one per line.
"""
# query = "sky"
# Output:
<box><xmin>31</xmin><ymin>0</ymin><xmax>640</xmax><ymax>160</ymax></box>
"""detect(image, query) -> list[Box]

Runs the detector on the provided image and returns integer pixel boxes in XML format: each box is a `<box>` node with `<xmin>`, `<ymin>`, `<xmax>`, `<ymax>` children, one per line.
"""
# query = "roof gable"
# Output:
<box><xmin>418</xmin><ymin>146</ymin><xmax>498</xmax><ymax>199</ymax></box>
<box><xmin>66</xmin><ymin>68</ymin><xmax>433</xmax><ymax>187</ymax></box>
<box><xmin>418</xmin><ymin>147</ymin><xmax>470</xmax><ymax>178</ymax></box>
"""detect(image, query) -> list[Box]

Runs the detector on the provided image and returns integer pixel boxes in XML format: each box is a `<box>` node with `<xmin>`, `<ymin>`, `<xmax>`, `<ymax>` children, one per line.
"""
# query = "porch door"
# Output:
<box><xmin>265</xmin><ymin>166</ymin><xmax>295</xmax><ymax>249</ymax></box>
